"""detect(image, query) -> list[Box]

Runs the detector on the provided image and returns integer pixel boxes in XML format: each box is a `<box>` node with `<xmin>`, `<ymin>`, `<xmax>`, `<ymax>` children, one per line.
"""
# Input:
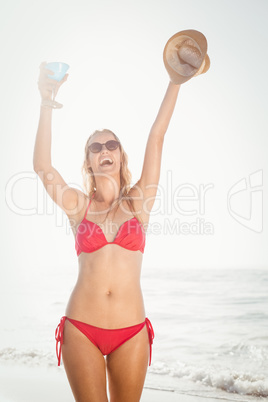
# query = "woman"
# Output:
<box><xmin>33</xmin><ymin>61</ymin><xmax>180</xmax><ymax>401</ymax></box>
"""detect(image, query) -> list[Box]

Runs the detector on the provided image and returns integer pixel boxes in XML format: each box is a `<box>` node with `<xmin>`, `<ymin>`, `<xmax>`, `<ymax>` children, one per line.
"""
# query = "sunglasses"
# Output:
<box><xmin>88</xmin><ymin>140</ymin><xmax>120</xmax><ymax>153</ymax></box>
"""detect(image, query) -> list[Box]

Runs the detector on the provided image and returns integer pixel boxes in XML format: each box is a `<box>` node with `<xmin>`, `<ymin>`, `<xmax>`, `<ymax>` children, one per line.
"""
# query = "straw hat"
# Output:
<box><xmin>163</xmin><ymin>29</ymin><xmax>210</xmax><ymax>84</ymax></box>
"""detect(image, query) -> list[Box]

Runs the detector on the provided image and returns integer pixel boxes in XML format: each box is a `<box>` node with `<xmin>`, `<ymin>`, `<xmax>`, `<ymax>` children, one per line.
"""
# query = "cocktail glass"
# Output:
<box><xmin>45</xmin><ymin>62</ymin><xmax>69</xmax><ymax>108</ymax></box>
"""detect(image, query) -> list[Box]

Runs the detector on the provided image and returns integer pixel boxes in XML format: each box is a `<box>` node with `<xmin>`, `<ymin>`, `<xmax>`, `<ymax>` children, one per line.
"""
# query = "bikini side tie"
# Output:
<box><xmin>145</xmin><ymin>317</ymin><xmax>155</xmax><ymax>366</ymax></box>
<box><xmin>55</xmin><ymin>316</ymin><xmax>66</xmax><ymax>366</ymax></box>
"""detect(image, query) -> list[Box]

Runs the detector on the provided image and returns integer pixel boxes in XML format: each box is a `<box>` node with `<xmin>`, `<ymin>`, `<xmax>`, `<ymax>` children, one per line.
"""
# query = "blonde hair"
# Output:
<box><xmin>81</xmin><ymin>129</ymin><xmax>143</xmax><ymax>224</ymax></box>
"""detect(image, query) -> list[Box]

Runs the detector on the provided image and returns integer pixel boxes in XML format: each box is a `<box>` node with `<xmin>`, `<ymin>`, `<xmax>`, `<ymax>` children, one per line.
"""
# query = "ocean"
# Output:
<box><xmin>0</xmin><ymin>266</ymin><xmax>267</xmax><ymax>401</ymax></box>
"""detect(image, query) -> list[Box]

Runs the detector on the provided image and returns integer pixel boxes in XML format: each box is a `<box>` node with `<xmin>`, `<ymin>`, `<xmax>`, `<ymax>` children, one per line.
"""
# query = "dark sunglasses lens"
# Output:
<box><xmin>89</xmin><ymin>140</ymin><xmax>120</xmax><ymax>153</ymax></box>
<box><xmin>106</xmin><ymin>140</ymin><xmax>120</xmax><ymax>150</ymax></box>
<box><xmin>89</xmin><ymin>142</ymin><xmax>102</xmax><ymax>153</ymax></box>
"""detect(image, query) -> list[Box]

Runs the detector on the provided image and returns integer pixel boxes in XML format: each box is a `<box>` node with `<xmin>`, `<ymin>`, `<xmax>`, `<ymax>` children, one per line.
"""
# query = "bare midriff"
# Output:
<box><xmin>65</xmin><ymin>244</ymin><xmax>145</xmax><ymax>328</ymax></box>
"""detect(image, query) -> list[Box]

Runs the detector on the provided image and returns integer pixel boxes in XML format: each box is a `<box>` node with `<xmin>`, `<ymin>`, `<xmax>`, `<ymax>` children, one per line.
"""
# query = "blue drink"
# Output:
<box><xmin>45</xmin><ymin>62</ymin><xmax>69</xmax><ymax>82</ymax></box>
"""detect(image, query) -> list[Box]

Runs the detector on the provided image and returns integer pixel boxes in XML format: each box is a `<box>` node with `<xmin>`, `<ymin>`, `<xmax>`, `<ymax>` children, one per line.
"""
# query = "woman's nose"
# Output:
<box><xmin>100</xmin><ymin>145</ymin><xmax>109</xmax><ymax>152</ymax></box>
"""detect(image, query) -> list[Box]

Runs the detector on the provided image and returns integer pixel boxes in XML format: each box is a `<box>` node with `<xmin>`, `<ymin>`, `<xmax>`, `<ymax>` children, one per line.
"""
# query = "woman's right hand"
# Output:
<box><xmin>38</xmin><ymin>61</ymin><xmax>68</xmax><ymax>102</ymax></box>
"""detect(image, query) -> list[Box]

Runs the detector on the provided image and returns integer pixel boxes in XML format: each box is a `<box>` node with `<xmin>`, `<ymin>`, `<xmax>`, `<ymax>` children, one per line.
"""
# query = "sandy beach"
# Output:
<box><xmin>0</xmin><ymin>363</ymin><xmax>225</xmax><ymax>402</ymax></box>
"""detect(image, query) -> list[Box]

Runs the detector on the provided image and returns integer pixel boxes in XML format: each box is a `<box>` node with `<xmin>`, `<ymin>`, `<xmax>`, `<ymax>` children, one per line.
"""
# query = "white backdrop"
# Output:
<box><xmin>1</xmin><ymin>0</ymin><xmax>267</xmax><ymax>289</ymax></box>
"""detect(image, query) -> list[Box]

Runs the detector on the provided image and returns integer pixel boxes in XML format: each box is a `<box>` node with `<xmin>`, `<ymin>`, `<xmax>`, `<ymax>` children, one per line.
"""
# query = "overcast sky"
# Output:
<box><xmin>1</xmin><ymin>0</ymin><xmax>267</xmax><ymax>285</ymax></box>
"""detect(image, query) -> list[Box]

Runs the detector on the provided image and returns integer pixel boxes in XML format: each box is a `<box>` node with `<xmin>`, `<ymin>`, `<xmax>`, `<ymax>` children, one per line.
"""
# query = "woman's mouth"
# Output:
<box><xmin>100</xmin><ymin>157</ymin><xmax>113</xmax><ymax>166</ymax></box>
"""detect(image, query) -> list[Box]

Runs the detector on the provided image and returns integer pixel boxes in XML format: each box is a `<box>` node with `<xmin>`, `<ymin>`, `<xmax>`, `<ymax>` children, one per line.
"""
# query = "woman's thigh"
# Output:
<box><xmin>106</xmin><ymin>325</ymin><xmax>149</xmax><ymax>402</ymax></box>
<box><xmin>62</xmin><ymin>320</ymin><xmax>108</xmax><ymax>402</ymax></box>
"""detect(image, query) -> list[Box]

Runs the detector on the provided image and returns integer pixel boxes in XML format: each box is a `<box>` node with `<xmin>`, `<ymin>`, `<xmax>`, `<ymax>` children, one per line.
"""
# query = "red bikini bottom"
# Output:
<box><xmin>55</xmin><ymin>316</ymin><xmax>154</xmax><ymax>367</ymax></box>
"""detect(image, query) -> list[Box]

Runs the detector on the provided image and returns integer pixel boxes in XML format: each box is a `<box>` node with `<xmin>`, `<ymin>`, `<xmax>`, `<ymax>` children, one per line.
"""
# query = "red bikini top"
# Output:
<box><xmin>75</xmin><ymin>193</ymin><xmax>146</xmax><ymax>256</ymax></box>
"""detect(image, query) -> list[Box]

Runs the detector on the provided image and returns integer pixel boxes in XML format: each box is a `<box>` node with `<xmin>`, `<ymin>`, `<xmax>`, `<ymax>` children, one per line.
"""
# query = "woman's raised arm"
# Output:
<box><xmin>150</xmin><ymin>81</ymin><xmax>181</xmax><ymax>140</ymax></box>
<box><xmin>133</xmin><ymin>81</ymin><xmax>181</xmax><ymax>214</ymax></box>
<box><xmin>33</xmin><ymin>63</ymin><xmax>85</xmax><ymax>217</ymax></box>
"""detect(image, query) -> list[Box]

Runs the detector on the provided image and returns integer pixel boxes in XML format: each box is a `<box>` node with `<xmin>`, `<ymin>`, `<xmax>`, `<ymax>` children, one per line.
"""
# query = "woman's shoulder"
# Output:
<box><xmin>126</xmin><ymin>184</ymin><xmax>150</xmax><ymax>231</ymax></box>
<box><xmin>65</xmin><ymin>189</ymin><xmax>90</xmax><ymax>221</ymax></box>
